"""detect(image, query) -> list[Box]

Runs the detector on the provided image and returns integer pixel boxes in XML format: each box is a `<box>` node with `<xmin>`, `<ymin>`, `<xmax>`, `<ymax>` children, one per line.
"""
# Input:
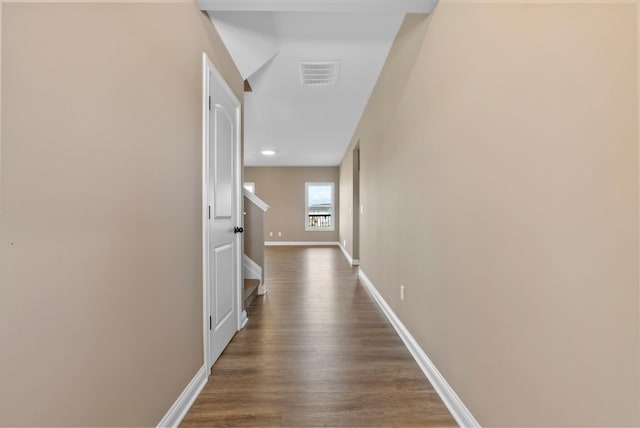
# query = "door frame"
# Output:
<box><xmin>352</xmin><ymin>142</ymin><xmax>360</xmax><ymax>264</ymax></box>
<box><xmin>201</xmin><ymin>53</ymin><xmax>243</xmax><ymax>371</ymax></box>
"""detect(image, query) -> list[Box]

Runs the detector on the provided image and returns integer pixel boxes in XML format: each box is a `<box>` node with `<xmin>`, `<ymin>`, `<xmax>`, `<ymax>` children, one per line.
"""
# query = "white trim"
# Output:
<box><xmin>241</xmin><ymin>310</ymin><xmax>248</xmax><ymax>328</ymax></box>
<box><xmin>197</xmin><ymin>0</ymin><xmax>439</xmax><ymax>13</ymax></box>
<box><xmin>243</xmin><ymin>188</ymin><xmax>269</xmax><ymax>212</ymax></box>
<box><xmin>243</xmin><ymin>254</ymin><xmax>262</xmax><ymax>279</ymax></box>
<box><xmin>156</xmin><ymin>365</ymin><xmax>208</xmax><ymax>428</ymax></box>
<box><xmin>338</xmin><ymin>243</ymin><xmax>361</xmax><ymax>266</ymax></box>
<box><xmin>265</xmin><ymin>241</ymin><xmax>340</xmax><ymax>246</ymax></box>
<box><xmin>243</xmin><ymin>182</ymin><xmax>256</xmax><ymax>193</ymax></box>
<box><xmin>358</xmin><ymin>270</ymin><xmax>481</xmax><ymax>428</ymax></box>
<box><xmin>339</xmin><ymin>242</ymin><xmax>353</xmax><ymax>264</ymax></box>
<box><xmin>233</xmin><ymin>71</ymin><xmax>243</xmax><ymax>336</ymax></box>
<box><xmin>243</xmin><ymin>254</ymin><xmax>266</xmax><ymax>294</ymax></box>
<box><xmin>201</xmin><ymin>54</ymin><xmax>210</xmax><ymax>372</ymax></box>
<box><xmin>338</xmin><ymin>242</ymin><xmax>361</xmax><ymax>266</ymax></box>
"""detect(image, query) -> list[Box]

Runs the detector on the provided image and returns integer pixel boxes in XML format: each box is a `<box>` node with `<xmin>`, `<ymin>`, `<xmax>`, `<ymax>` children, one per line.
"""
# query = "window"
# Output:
<box><xmin>244</xmin><ymin>182</ymin><xmax>255</xmax><ymax>193</ymax></box>
<box><xmin>305</xmin><ymin>182</ymin><xmax>335</xmax><ymax>231</ymax></box>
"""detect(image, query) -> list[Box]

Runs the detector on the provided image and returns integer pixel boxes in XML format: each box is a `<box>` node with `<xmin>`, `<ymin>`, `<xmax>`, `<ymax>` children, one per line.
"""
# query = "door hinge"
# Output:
<box><xmin>208</xmin><ymin>96</ymin><xmax>211</xmax><ymax>111</ymax></box>
<box><xmin>209</xmin><ymin>316</ymin><xmax>212</xmax><ymax>330</ymax></box>
<box><xmin>208</xmin><ymin>205</ymin><xmax>211</xmax><ymax>219</ymax></box>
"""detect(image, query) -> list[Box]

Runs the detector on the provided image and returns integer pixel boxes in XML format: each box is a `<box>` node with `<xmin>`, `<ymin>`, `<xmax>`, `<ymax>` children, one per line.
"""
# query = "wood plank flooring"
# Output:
<box><xmin>181</xmin><ymin>246</ymin><xmax>456</xmax><ymax>427</ymax></box>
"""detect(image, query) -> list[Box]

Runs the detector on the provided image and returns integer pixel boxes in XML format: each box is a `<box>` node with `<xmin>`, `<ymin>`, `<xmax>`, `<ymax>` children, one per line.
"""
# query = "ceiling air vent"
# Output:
<box><xmin>300</xmin><ymin>61</ymin><xmax>340</xmax><ymax>86</ymax></box>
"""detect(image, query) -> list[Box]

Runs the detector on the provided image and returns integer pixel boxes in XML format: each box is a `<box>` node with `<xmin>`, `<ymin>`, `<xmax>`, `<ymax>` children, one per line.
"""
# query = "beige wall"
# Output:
<box><xmin>340</xmin><ymin>3</ymin><xmax>640</xmax><ymax>427</ymax></box>
<box><xmin>0</xmin><ymin>2</ymin><xmax>242</xmax><ymax>426</ymax></box>
<box><xmin>339</xmin><ymin>14</ymin><xmax>431</xmax><ymax>257</ymax></box>
<box><xmin>245</xmin><ymin>167</ymin><xmax>339</xmax><ymax>243</ymax></box>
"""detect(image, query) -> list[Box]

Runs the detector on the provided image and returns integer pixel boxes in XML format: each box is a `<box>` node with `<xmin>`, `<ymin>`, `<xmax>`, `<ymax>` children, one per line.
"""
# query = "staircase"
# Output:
<box><xmin>243</xmin><ymin>278</ymin><xmax>260</xmax><ymax>310</ymax></box>
<box><xmin>242</xmin><ymin>188</ymin><xmax>269</xmax><ymax>315</ymax></box>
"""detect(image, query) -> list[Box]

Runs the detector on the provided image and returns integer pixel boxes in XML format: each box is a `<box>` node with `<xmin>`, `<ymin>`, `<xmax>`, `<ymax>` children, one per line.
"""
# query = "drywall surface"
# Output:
<box><xmin>340</xmin><ymin>3</ymin><xmax>639</xmax><ymax>426</ymax></box>
<box><xmin>245</xmin><ymin>167</ymin><xmax>339</xmax><ymax>243</ymax></box>
<box><xmin>0</xmin><ymin>2</ymin><xmax>242</xmax><ymax>425</ymax></box>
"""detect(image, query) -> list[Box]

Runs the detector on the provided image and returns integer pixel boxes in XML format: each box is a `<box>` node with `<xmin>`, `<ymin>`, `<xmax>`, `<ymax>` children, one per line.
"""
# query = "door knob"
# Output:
<box><xmin>234</xmin><ymin>226</ymin><xmax>244</xmax><ymax>234</ymax></box>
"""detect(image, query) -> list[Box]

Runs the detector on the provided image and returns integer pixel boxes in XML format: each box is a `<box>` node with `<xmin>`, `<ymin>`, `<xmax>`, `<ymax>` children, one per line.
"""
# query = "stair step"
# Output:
<box><xmin>243</xmin><ymin>279</ymin><xmax>260</xmax><ymax>309</ymax></box>
<box><xmin>243</xmin><ymin>279</ymin><xmax>260</xmax><ymax>298</ymax></box>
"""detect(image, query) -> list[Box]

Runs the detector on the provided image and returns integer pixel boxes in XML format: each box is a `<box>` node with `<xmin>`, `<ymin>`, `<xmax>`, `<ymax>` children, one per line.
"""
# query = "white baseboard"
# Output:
<box><xmin>358</xmin><ymin>270</ymin><xmax>480</xmax><ymax>428</ymax></box>
<box><xmin>241</xmin><ymin>310</ymin><xmax>248</xmax><ymax>328</ymax></box>
<box><xmin>338</xmin><ymin>242</ymin><xmax>353</xmax><ymax>264</ymax></box>
<box><xmin>338</xmin><ymin>243</ymin><xmax>360</xmax><ymax>266</ymax></box>
<box><xmin>258</xmin><ymin>283</ymin><xmax>267</xmax><ymax>295</ymax></box>
<box><xmin>157</xmin><ymin>365</ymin><xmax>208</xmax><ymax>428</ymax></box>
<box><xmin>265</xmin><ymin>241</ymin><xmax>340</xmax><ymax>246</ymax></box>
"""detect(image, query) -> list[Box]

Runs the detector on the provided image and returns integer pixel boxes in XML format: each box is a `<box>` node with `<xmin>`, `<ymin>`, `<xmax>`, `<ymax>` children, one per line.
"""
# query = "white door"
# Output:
<box><xmin>204</xmin><ymin>57</ymin><xmax>242</xmax><ymax>370</ymax></box>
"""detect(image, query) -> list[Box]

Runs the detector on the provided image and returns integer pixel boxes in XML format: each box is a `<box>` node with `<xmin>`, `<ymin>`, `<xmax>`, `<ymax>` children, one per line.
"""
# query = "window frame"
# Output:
<box><xmin>305</xmin><ymin>182</ymin><xmax>335</xmax><ymax>232</ymax></box>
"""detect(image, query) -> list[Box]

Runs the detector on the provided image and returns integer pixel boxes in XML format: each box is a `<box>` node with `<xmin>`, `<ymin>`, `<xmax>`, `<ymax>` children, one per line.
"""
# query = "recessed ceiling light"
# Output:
<box><xmin>261</xmin><ymin>150</ymin><xmax>276</xmax><ymax>156</ymax></box>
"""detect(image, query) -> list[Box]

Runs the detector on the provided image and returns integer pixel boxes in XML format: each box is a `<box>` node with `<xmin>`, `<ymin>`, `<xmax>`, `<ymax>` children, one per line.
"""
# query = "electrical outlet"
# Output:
<box><xmin>360</xmin><ymin>205</ymin><xmax>364</xmax><ymax>214</ymax></box>
<box><xmin>269</xmin><ymin>232</ymin><xmax>273</xmax><ymax>237</ymax></box>
<box><xmin>343</xmin><ymin>240</ymin><xmax>346</xmax><ymax>247</ymax></box>
<box><xmin>400</xmin><ymin>285</ymin><xmax>405</xmax><ymax>302</ymax></box>
<box><xmin>278</xmin><ymin>232</ymin><xmax>282</xmax><ymax>237</ymax></box>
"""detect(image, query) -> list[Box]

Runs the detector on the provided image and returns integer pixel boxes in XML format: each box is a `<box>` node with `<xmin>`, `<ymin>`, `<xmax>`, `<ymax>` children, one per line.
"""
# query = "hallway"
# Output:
<box><xmin>181</xmin><ymin>246</ymin><xmax>456</xmax><ymax>427</ymax></box>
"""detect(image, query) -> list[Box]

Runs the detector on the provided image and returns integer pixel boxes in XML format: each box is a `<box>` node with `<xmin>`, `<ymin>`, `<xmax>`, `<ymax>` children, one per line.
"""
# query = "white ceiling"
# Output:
<box><xmin>200</xmin><ymin>1</ymin><xmax>437</xmax><ymax>166</ymax></box>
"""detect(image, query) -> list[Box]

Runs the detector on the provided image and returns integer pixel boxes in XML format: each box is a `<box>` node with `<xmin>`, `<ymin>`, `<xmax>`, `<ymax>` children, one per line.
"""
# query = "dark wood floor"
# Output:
<box><xmin>181</xmin><ymin>246</ymin><xmax>456</xmax><ymax>427</ymax></box>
